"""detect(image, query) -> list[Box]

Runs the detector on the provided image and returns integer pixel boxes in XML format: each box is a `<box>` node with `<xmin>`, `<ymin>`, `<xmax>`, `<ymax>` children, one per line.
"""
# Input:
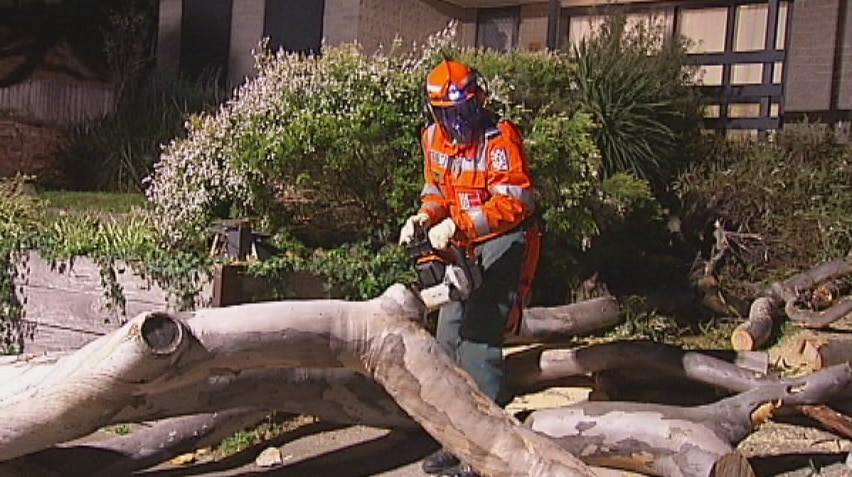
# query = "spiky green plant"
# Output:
<box><xmin>570</xmin><ymin>14</ymin><xmax>703</xmax><ymax>183</ymax></box>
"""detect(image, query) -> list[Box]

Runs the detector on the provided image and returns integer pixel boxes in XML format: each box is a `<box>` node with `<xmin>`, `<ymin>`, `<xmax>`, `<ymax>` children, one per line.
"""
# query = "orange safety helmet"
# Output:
<box><xmin>425</xmin><ymin>60</ymin><xmax>487</xmax><ymax>146</ymax></box>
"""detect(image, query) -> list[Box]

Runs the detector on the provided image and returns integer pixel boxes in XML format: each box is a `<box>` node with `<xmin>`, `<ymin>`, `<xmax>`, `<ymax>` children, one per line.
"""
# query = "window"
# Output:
<box><xmin>563</xmin><ymin>10</ymin><xmax>671</xmax><ymax>49</ymax></box>
<box><xmin>264</xmin><ymin>0</ymin><xmax>324</xmax><ymax>55</ymax></box>
<box><xmin>477</xmin><ymin>7</ymin><xmax>519</xmax><ymax>52</ymax></box>
<box><xmin>679</xmin><ymin>7</ymin><xmax>727</xmax><ymax>54</ymax></box>
<box><xmin>675</xmin><ymin>1</ymin><xmax>791</xmax><ymax>133</ymax></box>
<box><xmin>775</xmin><ymin>2</ymin><xmax>788</xmax><ymax>49</ymax></box>
<box><xmin>734</xmin><ymin>4</ymin><xmax>767</xmax><ymax>52</ymax></box>
<box><xmin>567</xmin><ymin>15</ymin><xmax>604</xmax><ymax>47</ymax></box>
<box><xmin>731</xmin><ymin>63</ymin><xmax>763</xmax><ymax>85</ymax></box>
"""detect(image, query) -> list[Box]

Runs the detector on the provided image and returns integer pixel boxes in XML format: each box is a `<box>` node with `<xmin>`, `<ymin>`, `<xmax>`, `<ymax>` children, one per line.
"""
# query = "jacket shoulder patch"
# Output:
<box><xmin>490</xmin><ymin>147</ymin><xmax>509</xmax><ymax>171</ymax></box>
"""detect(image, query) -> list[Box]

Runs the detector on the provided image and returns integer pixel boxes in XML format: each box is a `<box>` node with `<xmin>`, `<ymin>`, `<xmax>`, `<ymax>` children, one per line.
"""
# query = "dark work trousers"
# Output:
<box><xmin>435</xmin><ymin>228</ymin><xmax>526</xmax><ymax>406</ymax></box>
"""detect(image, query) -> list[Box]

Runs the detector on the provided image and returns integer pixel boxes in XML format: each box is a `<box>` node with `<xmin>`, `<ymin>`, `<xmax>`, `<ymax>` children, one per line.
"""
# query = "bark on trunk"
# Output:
<box><xmin>510</xmin><ymin>296</ymin><xmax>622</xmax><ymax>344</ymax></box>
<box><xmin>526</xmin><ymin>363</ymin><xmax>852</xmax><ymax>477</ymax></box>
<box><xmin>505</xmin><ymin>340</ymin><xmax>770</xmax><ymax>395</ymax></box>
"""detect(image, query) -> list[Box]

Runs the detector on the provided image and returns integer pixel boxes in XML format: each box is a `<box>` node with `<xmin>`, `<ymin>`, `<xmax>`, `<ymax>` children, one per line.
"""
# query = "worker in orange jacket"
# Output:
<box><xmin>398</xmin><ymin>59</ymin><xmax>541</xmax><ymax>477</ymax></box>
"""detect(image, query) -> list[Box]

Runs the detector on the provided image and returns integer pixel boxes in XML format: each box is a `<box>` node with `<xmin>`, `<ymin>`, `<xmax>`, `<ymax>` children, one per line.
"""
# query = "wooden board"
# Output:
<box><xmin>14</xmin><ymin>253</ymin><xmax>214</xmax><ymax>354</ymax></box>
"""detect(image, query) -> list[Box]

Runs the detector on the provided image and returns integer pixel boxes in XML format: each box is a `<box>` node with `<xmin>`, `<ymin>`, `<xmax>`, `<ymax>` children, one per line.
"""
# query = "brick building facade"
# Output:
<box><xmin>155</xmin><ymin>0</ymin><xmax>852</xmax><ymax>134</ymax></box>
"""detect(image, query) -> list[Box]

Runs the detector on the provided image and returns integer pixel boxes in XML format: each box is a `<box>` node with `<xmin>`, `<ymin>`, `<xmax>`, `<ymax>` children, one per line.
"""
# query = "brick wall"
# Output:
<box><xmin>0</xmin><ymin>120</ymin><xmax>63</xmax><ymax>180</ymax></box>
<box><xmin>355</xmin><ymin>0</ymin><xmax>476</xmax><ymax>52</ymax></box>
<box><xmin>785</xmin><ymin>0</ymin><xmax>841</xmax><ymax>112</ymax></box>
<box><xmin>228</xmin><ymin>0</ymin><xmax>265</xmax><ymax>87</ymax></box>
<box><xmin>156</xmin><ymin>0</ymin><xmax>182</xmax><ymax>79</ymax></box>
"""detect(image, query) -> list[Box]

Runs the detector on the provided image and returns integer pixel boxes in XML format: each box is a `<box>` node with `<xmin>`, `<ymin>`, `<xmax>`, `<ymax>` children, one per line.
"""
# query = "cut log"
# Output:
<box><xmin>797</xmin><ymin>404</ymin><xmax>852</xmax><ymax>441</ymax></box>
<box><xmin>730</xmin><ymin>257</ymin><xmax>852</xmax><ymax>349</ymax></box>
<box><xmin>510</xmin><ymin>296</ymin><xmax>622</xmax><ymax>344</ymax></box>
<box><xmin>798</xmin><ymin>337</ymin><xmax>852</xmax><ymax>370</ymax></box>
<box><xmin>731</xmin><ymin>297</ymin><xmax>776</xmax><ymax>351</ymax></box>
<box><xmin>711</xmin><ymin>452</ymin><xmax>756</xmax><ymax>477</ymax></box>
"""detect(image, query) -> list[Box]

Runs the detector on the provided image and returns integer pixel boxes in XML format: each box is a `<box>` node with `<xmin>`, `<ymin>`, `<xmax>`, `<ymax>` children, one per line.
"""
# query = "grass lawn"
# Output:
<box><xmin>39</xmin><ymin>190</ymin><xmax>148</xmax><ymax>213</ymax></box>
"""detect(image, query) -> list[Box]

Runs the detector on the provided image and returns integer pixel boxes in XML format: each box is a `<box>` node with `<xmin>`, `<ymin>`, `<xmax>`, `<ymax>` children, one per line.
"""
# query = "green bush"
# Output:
<box><xmin>55</xmin><ymin>74</ymin><xmax>226</xmax><ymax>193</ymax></box>
<box><xmin>675</xmin><ymin>124</ymin><xmax>852</xmax><ymax>291</ymax></box>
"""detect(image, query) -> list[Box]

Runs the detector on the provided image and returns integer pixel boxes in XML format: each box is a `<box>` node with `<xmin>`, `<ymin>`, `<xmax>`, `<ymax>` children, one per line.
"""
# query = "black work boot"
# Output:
<box><xmin>421</xmin><ymin>448</ymin><xmax>460</xmax><ymax>474</ymax></box>
<box><xmin>442</xmin><ymin>462</ymin><xmax>480</xmax><ymax>477</ymax></box>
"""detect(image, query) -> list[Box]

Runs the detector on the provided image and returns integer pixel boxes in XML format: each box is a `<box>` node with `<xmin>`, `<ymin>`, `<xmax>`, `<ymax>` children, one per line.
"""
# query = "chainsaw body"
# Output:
<box><xmin>406</xmin><ymin>226</ymin><xmax>482</xmax><ymax>310</ymax></box>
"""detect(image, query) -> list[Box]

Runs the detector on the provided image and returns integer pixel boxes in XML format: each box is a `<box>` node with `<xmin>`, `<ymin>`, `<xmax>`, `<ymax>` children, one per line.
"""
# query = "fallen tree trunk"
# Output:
<box><xmin>526</xmin><ymin>363</ymin><xmax>852</xmax><ymax>477</ymax></box>
<box><xmin>9</xmin><ymin>340</ymin><xmax>775</xmax><ymax>476</ymax></box>
<box><xmin>0</xmin><ymin>285</ymin><xmax>595</xmax><ymax>476</ymax></box>
<box><xmin>8</xmin><ymin>333</ymin><xmax>843</xmax><ymax>477</ymax></box>
<box><xmin>505</xmin><ymin>340</ymin><xmax>770</xmax><ymax>394</ymax></box>
<box><xmin>88</xmin><ymin>409</ymin><xmax>269</xmax><ymax>477</ymax></box>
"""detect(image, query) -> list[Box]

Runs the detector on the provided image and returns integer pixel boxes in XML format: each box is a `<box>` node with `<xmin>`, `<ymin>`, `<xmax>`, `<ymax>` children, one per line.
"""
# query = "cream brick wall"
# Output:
<box><xmin>355</xmin><ymin>0</ymin><xmax>476</xmax><ymax>52</ymax></box>
<box><xmin>228</xmin><ymin>0</ymin><xmax>265</xmax><ymax>88</ymax></box>
<box><xmin>784</xmin><ymin>0</ymin><xmax>840</xmax><ymax>112</ymax></box>
<box><xmin>519</xmin><ymin>3</ymin><xmax>549</xmax><ymax>51</ymax></box>
<box><xmin>323</xmin><ymin>0</ymin><xmax>362</xmax><ymax>48</ymax></box>
<box><xmin>156</xmin><ymin>0</ymin><xmax>182</xmax><ymax>78</ymax></box>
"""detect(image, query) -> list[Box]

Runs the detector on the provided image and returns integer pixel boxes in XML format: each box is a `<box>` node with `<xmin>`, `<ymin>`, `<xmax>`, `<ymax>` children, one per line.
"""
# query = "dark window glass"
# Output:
<box><xmin>180</xmin><ymin>0</ymin><xmax>232</xmax><ymax>85</ymax></box>
<box><xmin>264</xmin><ymin>0</ymin><xmax>324</xmax><ymax>55</ymax></box>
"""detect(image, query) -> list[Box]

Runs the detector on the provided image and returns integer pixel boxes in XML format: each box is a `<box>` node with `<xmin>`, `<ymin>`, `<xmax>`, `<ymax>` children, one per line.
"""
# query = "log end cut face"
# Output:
<box><xmin>140</xmin><ymin>312</ymin><xmax>183</xmax><ymax>355</ymax></box>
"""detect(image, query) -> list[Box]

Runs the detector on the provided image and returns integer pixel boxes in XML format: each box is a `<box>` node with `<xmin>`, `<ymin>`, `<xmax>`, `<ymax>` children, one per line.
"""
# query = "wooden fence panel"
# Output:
<box><xmin>0</xmin><ymin>79</ymin><xmax>114</xmax><ymax>125</ymax></box>
<box><xmin>15</xmin><ymin>252</ymin><xmax>213</xmax><ymax>354</ymax></box>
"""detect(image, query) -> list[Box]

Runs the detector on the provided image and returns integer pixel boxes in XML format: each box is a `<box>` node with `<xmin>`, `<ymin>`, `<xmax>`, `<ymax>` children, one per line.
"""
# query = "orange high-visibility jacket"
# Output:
<box><xmin>418</xmin><ymin>118</ymin><xmax>536</xmax><ymax>246</ymax></box>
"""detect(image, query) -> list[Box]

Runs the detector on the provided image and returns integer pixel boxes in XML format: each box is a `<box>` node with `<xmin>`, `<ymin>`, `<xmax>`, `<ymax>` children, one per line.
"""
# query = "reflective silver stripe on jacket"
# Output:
<box><xmin>461</xmin><ymin>126</ymin><xmax>498</xmax><ymax>237</ymax></box>
<box><xmin>420</xmin><ymin>183</ymin><xmax>442</xmax><ymax>198</ymax></box>
<box><xmin>489</xmin><ymin>184</ymin><xmax>535</xmax><ymax>207</ymax></box>
<box><xmin>466</xmin><ymin>207</ymin><xmax>490</xmax><ymax>236</ymax></box>
<box><xmin>420</xmin><ymin>202</ymin><xmax>444</xmax><ymax>216</ymax></box>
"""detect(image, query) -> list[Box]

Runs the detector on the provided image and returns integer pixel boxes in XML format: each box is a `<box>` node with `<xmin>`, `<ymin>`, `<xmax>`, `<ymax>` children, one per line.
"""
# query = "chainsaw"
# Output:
<box><xmin>405</xmin><ymin>223</ymin><xmax>483</xmax><ymax>310</ymax></box>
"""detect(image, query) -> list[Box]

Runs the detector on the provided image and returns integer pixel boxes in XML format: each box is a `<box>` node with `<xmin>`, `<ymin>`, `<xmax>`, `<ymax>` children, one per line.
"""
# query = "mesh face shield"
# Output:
<box><xmin>431</xmin><ymin>98</ymin><xmax>482</xmax><ymax>146</ymax></box>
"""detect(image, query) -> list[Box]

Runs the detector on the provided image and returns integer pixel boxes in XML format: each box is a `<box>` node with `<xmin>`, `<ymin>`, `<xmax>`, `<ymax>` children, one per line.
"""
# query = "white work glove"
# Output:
<box><xmin>428</xmin><ymin>218</ymin><xmax>457</xmax><ymax>250</ymax></box>
<box><xmin>398</xmin><ymin>213</ymin><xmax>431</xmax><ymax>246</ymax></box>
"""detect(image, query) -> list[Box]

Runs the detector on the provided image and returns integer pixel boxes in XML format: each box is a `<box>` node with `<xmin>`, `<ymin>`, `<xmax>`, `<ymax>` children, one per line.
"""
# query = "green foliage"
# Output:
<box><xmin>570</xmin><ymin>14</ymin><xmax>704</xmax><ymax>182</ymax></box>
<box><xmin>676</xmin><ymin>124</ymin><xmax>852</xmax><ymax>289</ymax></box>
<box><xmin>452</xmin><ymin>48</ymin><xmax>578</xmax><ymax>125</ymax></box>
<box><xmin>0</xmin><ymin>177</ymin><xmax>43</xmax><ymax>353</ymax></box>
<box><xmin>250</xmin><ymin>239</ymin><xmax>414</xmax><ymax>301</ymax></box>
